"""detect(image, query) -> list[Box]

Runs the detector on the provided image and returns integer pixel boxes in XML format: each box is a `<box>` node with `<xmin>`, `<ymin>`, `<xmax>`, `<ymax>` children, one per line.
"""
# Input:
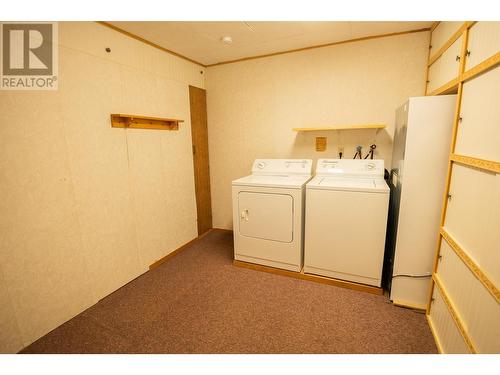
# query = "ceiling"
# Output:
<box><xmin>108</xmin><ymin>21</ymin><xmax>433</xmax><ymax>66</ymax></box>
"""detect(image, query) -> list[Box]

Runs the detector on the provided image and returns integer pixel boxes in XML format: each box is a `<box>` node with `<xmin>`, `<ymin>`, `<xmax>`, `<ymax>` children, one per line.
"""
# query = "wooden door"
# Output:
<box><xmin>189</xmin><ymin>85</ymin><xmax>212</xmax><ymax>235</ymax></box>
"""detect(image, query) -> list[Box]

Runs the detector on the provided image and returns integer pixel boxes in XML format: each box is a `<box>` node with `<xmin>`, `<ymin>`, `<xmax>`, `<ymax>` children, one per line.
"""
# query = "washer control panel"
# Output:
<box><xmin>317</xmin><ymin>159</ymin><xmax>384</xmax><ymax>177</ymax></box>
<box><xmin>252</xmin><ymin>159</ymin><xmax>313</xmax><ymax>175</ymax></box>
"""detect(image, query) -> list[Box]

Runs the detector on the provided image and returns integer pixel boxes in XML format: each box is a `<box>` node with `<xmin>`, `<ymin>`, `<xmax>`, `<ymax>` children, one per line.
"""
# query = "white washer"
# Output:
<box><xmin>304</xmin><ymin>159</ymin><xmax>389</xmax><ymax>287</ymax></box>
<box><xmin>232</xmin><ymin>159</ymin><xmax>313</xmax><ymax>271</ymax></box>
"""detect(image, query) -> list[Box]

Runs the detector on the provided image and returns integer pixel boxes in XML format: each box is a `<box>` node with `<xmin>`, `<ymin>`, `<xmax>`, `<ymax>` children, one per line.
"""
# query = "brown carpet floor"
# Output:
<box><xmin>20</xmin><ymin>230</ymin><xmax>437</xmax><ymax>354</ymax></box>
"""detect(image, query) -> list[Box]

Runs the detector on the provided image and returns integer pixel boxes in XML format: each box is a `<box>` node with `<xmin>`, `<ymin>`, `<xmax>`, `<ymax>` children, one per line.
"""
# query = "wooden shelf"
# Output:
<box><xmin>293</xmin><ymin>124</ymin><xmax>386</xmax><ymax>132</ymax></box>
<box><xmin>111</xmin><ymin>114</ymin><xmax>184</xmax><ymax>130</ymax></box>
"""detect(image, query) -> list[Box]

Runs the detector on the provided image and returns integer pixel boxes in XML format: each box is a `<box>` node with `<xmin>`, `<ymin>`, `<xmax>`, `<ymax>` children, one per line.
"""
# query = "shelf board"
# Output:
<box><xmin>111</xmin><ymin>114</ymin><xmax>184</xmax><ymax>131</ymax></box>
<box><xmin>293</xmin><ymin>124</ymin><xmax>386</xmax><ymax>132</ymax></box>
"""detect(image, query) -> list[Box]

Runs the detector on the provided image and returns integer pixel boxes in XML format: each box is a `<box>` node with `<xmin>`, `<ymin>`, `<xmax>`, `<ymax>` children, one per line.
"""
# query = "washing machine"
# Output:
<box><xmin>232</xmin><ymin>159</ymin><xmax>313</xmax><ymax>271</ymax></box>
<box><xmin>304</xmin><ymin>159</ymin><xmax>389</xmax><ymax>287</ymax></box>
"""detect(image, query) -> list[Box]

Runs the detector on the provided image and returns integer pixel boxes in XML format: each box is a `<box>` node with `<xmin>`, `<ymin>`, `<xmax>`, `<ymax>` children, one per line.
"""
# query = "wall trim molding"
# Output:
<box><xmin>206</xmin><ymin>27</ymin><xmax>431</xmax><ymax>67</ymax></box>
<box><xmin>149</xmin><ymin>228</ymin><xmax>232</xmax><ymax>270</ymax></box>
<box><xmin>97</xmin><ymin>22</ymin><xmax>431</xmax><ymax>69</ymax></box>
<box><xmin>149</xmin><ymin>229</ymin><xmax>211</xmax><ymax>270</ymax></box>
<box><xmin>97</xmin><ymin>21</ymin><xmax>208</xmax><ymax>67</ymax></box>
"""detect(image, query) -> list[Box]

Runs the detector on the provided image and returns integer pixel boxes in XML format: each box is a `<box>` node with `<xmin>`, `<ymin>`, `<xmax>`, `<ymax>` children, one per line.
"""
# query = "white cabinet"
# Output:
<box><xmin>427</xmin><ymin>36</ymin><xmax>462</xmax><ymax>93</ymax></box>
<box><xmin>428</xmin><ymin>285</ymin><xmax>470</xmax><ymax>353</ymax></box>
<box><xmin>444</xmin><ymin>164</ymin><xmax>500</xmax><ymax>287</ymax></box>
<box><xmin>465</xmin><ymin>22</ymin><xmax>500</xmax><ymax>70</ymax></box>
<box><xmin>455</xmin><ymin>66</ymin><xmax>500</xmax><ymax>161</ymax></box>
<box><xmin>389</xmin><ymin>96</ymin><xmax>456</xmax><ymax>308</ymax></box>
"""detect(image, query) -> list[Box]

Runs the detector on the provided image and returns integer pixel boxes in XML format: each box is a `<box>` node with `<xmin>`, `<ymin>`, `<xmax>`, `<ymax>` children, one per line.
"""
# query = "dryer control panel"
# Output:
<box><xmin>316</xmin><ymin>159</ymin><xmax>384</xmax><ymax>177</ymax></box>
<box><xmin>251</xmin><ymin>159</ymin><xmax>313</xmax><ymax>175</ymax></box>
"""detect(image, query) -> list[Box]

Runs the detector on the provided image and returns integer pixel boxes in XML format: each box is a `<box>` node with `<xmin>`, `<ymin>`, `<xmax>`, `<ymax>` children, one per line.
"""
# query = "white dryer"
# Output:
<box><xmin>304</xmin><ymin>159</ymin><xmax>389</xmax><ymax>287</ymax></box>
<box><xmin>232</xmin><ymin>159</ymin><xmax>313</xmax><ymax>271</ymax></box>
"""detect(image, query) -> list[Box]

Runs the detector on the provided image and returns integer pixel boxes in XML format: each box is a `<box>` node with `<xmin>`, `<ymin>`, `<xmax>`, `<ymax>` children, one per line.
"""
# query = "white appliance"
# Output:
<box><xmin>386</xmin><ymin>95</ymin><xmax>456</xmax><ymax>309</ymax></box>
<box><xmin>304</xmin><ymin>159</ymin><xmax>389</xmax><ymax>287</ymax></box>
<box><xmin>232</xmin><ymin>159</ymin><xmax>313</xmax><ymax>271</ymax></box>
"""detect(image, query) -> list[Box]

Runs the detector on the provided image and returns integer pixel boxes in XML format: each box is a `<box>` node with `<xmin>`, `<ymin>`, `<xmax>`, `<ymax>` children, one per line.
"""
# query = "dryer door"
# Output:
<box><xmin>238</xmin><ymin>192</ymin><xmax>293</xmax><ymax>243</ymax></box>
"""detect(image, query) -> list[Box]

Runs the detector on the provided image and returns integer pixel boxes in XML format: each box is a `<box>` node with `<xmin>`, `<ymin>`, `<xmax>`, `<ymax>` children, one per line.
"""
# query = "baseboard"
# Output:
<box><xmin>212</xmin><ymin>227</ymin><xmax>233</xmax><ymax>233</ymax></box>
<box><xmin>233</xmin><ymin>260</ymin><xmax>383</xmax><ymax>295</ymax></box>
<box><xmin>149</xmin><ymin>228</ymin><xmax>215</xmax><ymax>270</ymax></box>
<box><xmin>392</xmin><ymin>300</ymin><xmax>427</xmax><ymax>312</ymax></box>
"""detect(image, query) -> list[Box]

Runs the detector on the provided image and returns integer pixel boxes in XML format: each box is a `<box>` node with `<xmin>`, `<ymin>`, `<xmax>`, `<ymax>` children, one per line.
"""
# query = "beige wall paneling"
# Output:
<box><xmin>56</xmin><ymin>46</ymin><xmax>144</xmax><ymax>302</ymax></box>
<box><xmin>428</xmin><ymin>284</ymin><xmax>470</xmax><ymax>353</ymax></box>
<box><xmin>455</xmin><ymin>66</ymin><xmax>500</xmax><ymax>162</ymax></box>
<box><xmin>437</xmin><ymin>240</ymin><xmax>500</xmax><ymax>353</ymax></box>
<box><xmin>59</xmin><ymin>22</ymin><xmax>205</xmax><ymax>88</ymax></box>
<box><xmin>206</xmin><ymin>31</ymin><xmax>429</xmax><ymax>229</ymax></box>
<box><xmin>430</xmin><ymin>22</ymin><xmax>465</xmax><ymax>57</ymax></box>
<box><xmin>0</xmin><ymin>266</ymin><xmax>24</xmax><ymax>353</ymax></box>
<box><xmin>0</xmin><ymin>22</ymin><xmax>204</xmax><ymax>352</ymax></box>
<box><xmin>444</xmin><ymin>164</ymin><xmax>500</xmax><ymax>288</ymax></box>
<box><xmin>465</xmin><ymin>22</ymin><xmax>500</xmax><ymax>71</ymax></box>
<box><xmin>0</xmin><ymin>89</ymin><xmax>95</xmax><ymax>346</ymax></box>
<box><xmin>120</xmin><ymin>68</ymin><xmax>198</xmax><ymax>269</ymax></box>
<box><xmin>125</xmin><ymin>123</ymin><xmax>198</xmax><ymax>269</ymax></box>
<box><xmin>427</xmin><ymin>36</ymin><xmax>462</xmax><ymax>93</ymax></box>
<box><xmin>60</xmin><ymin>22</ymin><xmax>201</xmax><ymax>294</ymax></box>
<box><xmin>91</xmin><ymin>20</ymin><xmax>200</xmax><ymax>269</ymax></box>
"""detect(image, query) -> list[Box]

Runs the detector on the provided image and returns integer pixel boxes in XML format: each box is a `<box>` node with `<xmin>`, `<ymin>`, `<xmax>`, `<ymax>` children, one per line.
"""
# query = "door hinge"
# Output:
<box><xmin>192</xmin><ymin>145</ymin><xmax>196</xmax><ymax>155</ymax></box>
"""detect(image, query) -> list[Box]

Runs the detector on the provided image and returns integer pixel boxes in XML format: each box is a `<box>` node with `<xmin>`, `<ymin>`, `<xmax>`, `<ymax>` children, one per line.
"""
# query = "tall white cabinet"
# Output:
<box><xmin>387</xmin><ymin>96</ymin><xmax>456</xmax><ymax>309</ymax></box>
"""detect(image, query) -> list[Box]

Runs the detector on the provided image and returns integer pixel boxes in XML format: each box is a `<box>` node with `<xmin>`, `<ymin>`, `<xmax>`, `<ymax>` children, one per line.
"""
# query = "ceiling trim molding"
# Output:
<box><xmin>206</xmin><ymin>27</ymin><xmax>431</xmax><ymax>67</ymax></box>
<box><xmin>97</xmin><ymin>22</ymin><xmax>431</xmax><ymax>69</ymax></box>
<box><xmin>97</xmin><ymin>21</ymin><xmax>208</xmax><ymax>67</ymax></box>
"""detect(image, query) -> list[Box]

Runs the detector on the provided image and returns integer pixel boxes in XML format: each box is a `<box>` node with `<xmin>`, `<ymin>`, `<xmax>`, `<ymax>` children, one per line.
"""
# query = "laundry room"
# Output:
<box><xmin>1</xmin><ymin>0</ymin><xmax>499</xmax><ymax>372</ymax></box>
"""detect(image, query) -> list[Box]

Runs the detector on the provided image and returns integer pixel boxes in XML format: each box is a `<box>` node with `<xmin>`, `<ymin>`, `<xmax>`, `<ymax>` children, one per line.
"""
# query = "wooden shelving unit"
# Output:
<box><xmin>292</xmin><ymin>124</ymin><xmax>386</xmax><ymax>132</ymax></box>
<box><xmin>111</xmin><ymin>114</ymin><xmax>184</xmax><ymax>130</ymax></box>
<box><xmin>425</xmin><ymin>21</ymin><xmax>500</xmax><ymax>354</ymax></box>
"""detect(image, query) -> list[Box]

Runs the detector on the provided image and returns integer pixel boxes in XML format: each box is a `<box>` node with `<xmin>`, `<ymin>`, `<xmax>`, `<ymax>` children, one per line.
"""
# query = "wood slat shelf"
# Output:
<box><xmin>111</xmin><ymin>114</ymin><xmax>184</xmax><ymax>130</ymax></box>
<box><xmin>451</xmin><ymin>154</ymin><xmax>500</xmax><ymax>174</ymax></box>
<box><xmin>293</xmin><ymin>124</ymin><xmax>386</xmax><ymax>132</ymax></box>
<box><xmin>428</xmin><ymin>77</ymin><xmax>460</xmax><ymax>96</ymax></box>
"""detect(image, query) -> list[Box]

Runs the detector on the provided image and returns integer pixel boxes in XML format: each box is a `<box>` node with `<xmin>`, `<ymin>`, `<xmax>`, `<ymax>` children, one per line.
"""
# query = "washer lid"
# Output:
<box><xmin>233</xmin><ymin>174</ymin><xmax>312</xmax><ymax>189</ymax></box>
<box><xmin>307</xmin><ymin>176</ymin><xmax>389</xmax><ymax>193</ymax></box>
